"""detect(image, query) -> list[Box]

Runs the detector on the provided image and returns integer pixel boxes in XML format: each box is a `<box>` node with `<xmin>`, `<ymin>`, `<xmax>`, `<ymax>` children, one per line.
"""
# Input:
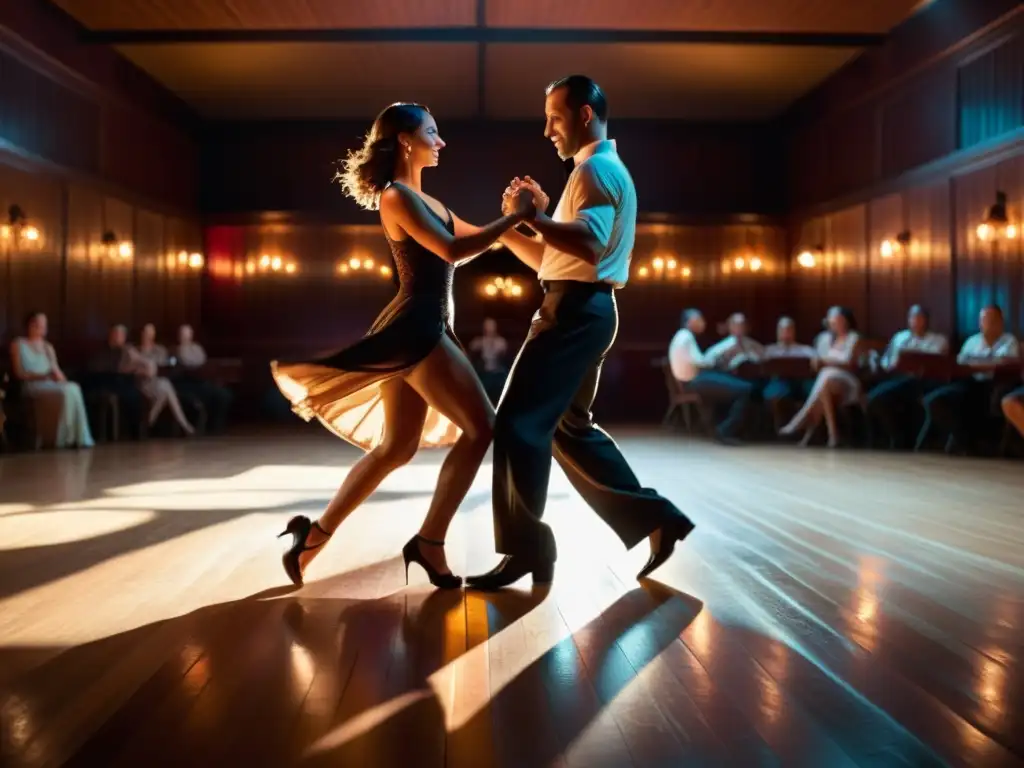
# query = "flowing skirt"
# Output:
<box><xmin>22</xmin><ymin>380</ymin><xmax>95</xmax><ymax>449</ymax></box>
<box><xmin>271</xmin><ymin>292</ymin><xmax>464</xmax><ymax>451</ymax></box>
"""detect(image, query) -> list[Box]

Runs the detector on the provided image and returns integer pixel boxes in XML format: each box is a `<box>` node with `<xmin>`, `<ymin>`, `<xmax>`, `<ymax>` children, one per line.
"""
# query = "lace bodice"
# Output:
<box><xmin>381</xmin><ymin>202</ymin><xmax>455</xmax><ymax>299</ymax></box>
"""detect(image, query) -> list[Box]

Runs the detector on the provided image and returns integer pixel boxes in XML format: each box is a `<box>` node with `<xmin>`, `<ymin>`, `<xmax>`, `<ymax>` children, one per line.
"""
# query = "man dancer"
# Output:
<box><xmin>466</xmin><ymin>75</ymin><xmax>694</xmax><ymax>590</ymax></box>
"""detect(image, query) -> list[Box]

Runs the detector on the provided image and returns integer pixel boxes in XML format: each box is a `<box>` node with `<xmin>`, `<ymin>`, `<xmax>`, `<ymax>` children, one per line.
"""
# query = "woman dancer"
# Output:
<box><xmin>273</xmin><ymin>103</ymin><xmax>533</xmax><ymax>588</ymax></box>
<box><xmin>779</xmin><ymin>306</ymin><xmax>864</xmax><ymax>447</ymax></box>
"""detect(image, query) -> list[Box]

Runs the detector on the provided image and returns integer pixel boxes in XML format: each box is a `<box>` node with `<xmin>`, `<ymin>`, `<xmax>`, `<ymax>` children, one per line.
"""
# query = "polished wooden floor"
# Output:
<box><xmin>1</xmin><ymin>427</ymin><xmax>1022</xmax><ymax>767</ymax></box>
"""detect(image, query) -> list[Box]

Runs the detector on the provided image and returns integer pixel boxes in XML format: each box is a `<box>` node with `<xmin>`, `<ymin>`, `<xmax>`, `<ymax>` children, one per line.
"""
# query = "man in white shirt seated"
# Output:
<box><xmin>172</xmin><ymin>324</ymin><xmax>233</xmax><ymax>433</ymax></box>
<box><xmin>761</xmin><ymin>316</ymin><xmax>816</xmax><ymax>407</ymax></box>
<box><xmin>668</xmin><ymin>308</ymin><xmax>753</xmax><ymax>444</ymax></box>
<box><xmin>918</xmin><ymin>304</ymin><xmax>1021</xmax><ymax>453</ymax></box>
<box><xmin>703</xmin><ymin>313</ymin><xmax>765</xmax><ymax>371</ymax></box>
<box><xmin>867</xmin><ymin>305</ymin><xmax>949</xmax><ymax>448</ymax></box>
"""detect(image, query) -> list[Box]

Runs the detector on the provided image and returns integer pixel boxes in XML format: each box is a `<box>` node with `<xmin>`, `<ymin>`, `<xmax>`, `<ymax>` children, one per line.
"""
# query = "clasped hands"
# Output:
<box><xmin>502</xmin><ymin>176</ymin><xmax>549</xmax><ymax>221</ymax></box>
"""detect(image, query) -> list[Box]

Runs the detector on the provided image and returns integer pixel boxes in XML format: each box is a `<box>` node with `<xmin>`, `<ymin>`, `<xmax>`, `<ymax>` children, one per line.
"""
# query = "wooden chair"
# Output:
<box><xmin>655</xmin><ymin>357</ymin><xmax>703</xmax><ymax>433</ymax></box>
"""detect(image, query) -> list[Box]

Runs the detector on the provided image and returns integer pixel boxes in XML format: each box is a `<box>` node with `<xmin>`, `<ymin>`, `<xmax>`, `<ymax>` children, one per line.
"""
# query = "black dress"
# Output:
<box><xmin>271</xmin><ymin>202</ymin><xmax>464</xmax><ymax>450</ymax></box>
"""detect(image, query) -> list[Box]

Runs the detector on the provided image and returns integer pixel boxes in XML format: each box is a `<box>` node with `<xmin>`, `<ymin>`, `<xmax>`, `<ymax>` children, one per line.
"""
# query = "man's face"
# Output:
<box><xmin>110</xmin><ymin>327</ymin><xmax>126</xmax><ymax>347</ymax></box>
<box><xmin>980</xmin><ymin>308</ymin><xmax>1003</xmax><ymax>337</ymax></box>
<box><xmin>777</xmin><ymin>321</ymin><xmax>795</xmax><ymax>345</ymax></box>
<box><xmin>908</xmin><ymin>308</ymin><xmax>927</xmax><ymax>335</ymax></box>
<box><xmin>544</xmin><ymin>87</ymin><xmax>584</xmax><ymax>161</ymax></box>
<box><xmin>728</xmin><ymin>316</ymin><xmax>747</xmax><ymax>339</ymax></box>
<box><xmin>179</xmin><ymin>324</ymin><xmax>193</xmax><ymax>344</ymax></box>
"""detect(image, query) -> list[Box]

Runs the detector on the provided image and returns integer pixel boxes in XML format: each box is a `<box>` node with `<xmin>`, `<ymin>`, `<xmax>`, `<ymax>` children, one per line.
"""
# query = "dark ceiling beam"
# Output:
<box><xmin>83</xmin><ymin>28</ymin><xmax>886</xmax><ymax>47</ymax></box>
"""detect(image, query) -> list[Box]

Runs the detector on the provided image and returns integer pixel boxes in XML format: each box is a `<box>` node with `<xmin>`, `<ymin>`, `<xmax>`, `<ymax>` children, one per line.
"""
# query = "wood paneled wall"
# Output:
<box><xmin>789</xmin><ymin>143</ymin><xmax>1022</xmax><ymax>344</ymax></box>
<box><xmin>0</xmin><ymin>0</ymin><xmax>198</xmax><ymax>210</ymax></box>
<box><xmin>202</xmin><ymin>120</ymin><xmax>783</xmax><ymax>224</ymax></box>
<box><xmin>785</xmin><ymin>3</ymin><xmax>1024</xmax><ymax>346</ymax></box>
<box><xmin>202</xmin><ymin>219</ymin><xmax>788</xmax><ymax>354</ymax></box>
<box><xmin>785</xmin><ymin>3</ymin><xmax>1023</xmax><ymax>209</ymax></box>
<box><xmin>1</xmin><ymin>158</ymin><xmax>202</xmax><ymax>359</ymax></box>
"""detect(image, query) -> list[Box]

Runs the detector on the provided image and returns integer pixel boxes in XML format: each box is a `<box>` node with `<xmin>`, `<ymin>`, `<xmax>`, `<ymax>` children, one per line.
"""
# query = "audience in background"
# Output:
<box><xmin>918</xmin><ymin>305</ymin><xmax>1020</xmax><ymax>453</ymax></box>
<box><xmin>8</xmin><ymin>311</ymin><xmax>94</xmax><ymax>449</ymax></box>
<box><xmin>762</xmin><ymin>316</ymin><xmax>816</xmax><ymax>409</ymax></box>
<box><xmin>704</xmin><ymin>313</ymin><xmax>765</xmax><ymax>371</ymax></box>
<box><xmin>90</xmin><ymin>323</ymin><xmax>194</xmax><ymax>436</ymax></box>
<box><xmin>867</xmin><ymin>305</ymin><xmax>949</xmax><ymax>448</ymax></box>
<box><xmin>468</xmin><ymin>318</ymin><xmax>509</xmax><ymax>404</ymax></box>
<box><xmin>137</xmin><ymin>323</ymin><xmax>170</xmax><ymax>366</ymax></box>
<box><xmin>173</xmin><ymin>324</ymin><xmax>233</xmax><ymax>433</ymax></box>
<box><xmin>668</xmin><ymin>308</ymin><xmax>753</xmax><ymax>444</ymax></box>
<box><xmin>780</xmin><ymin>306</ymin><xmax>863</xmax><ymax>448</ymax></box>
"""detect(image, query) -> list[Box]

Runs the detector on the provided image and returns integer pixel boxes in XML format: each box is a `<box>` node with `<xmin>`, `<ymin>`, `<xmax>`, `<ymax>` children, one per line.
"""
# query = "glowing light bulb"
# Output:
<box><xmin>484</xmin><ymin>283</ymin><xmax>498</xmax><ymax>296</ymax></box>
<box><xmin>285</xmin><ymin>262</ymin><xmax>297</xmax><ymax>274</ymax></box>
<box><xmin>750</xmin><ymin>257</ymin><xmax>763</xmax><ymax>272</ymax></box>
<box><xmin>23</xmin><ymin>226</ymin><xmax>40</xmax><ymax>242</ymax></box>
<box><xmin>188</xmin><ymin>252</ymin><xmax>203</xmax><ymax>268</ymax></box>
<box><xmin>797</xmin><ymin>251</ymin><xmax>816</xmax><ymax>268</ymax></box>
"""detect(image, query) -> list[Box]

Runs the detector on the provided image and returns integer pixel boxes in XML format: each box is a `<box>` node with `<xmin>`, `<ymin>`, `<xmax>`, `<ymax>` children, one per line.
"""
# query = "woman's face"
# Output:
<box><xmin>142</xmin><ymin>324</ymin><xmax>156</xmax><ymax>344</ymax></box>
<box><xmin>28</xmin><ymin>313</ymin><xmax>47</xmax><ymax>338</ymax></box>
<box><xmin>827</xmin><ymin>310</ymin><xmax>848</xmax><ymax>335</ymax></box>
<box><xmin>401</xmin><ymin>113</ymin><xmax>445</xmax><ymax>169</ymax></box>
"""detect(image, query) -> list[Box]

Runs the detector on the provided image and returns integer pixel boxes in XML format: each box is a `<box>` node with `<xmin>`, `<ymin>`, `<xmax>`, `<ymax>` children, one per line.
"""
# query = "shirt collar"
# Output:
<box><xmin>574</xmin><ymin>139</ymin><xmax>616</xmax><ymax>164</ymax></box>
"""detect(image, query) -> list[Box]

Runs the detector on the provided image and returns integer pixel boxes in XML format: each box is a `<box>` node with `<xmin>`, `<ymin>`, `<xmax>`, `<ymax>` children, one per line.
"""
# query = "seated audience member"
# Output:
<box><xmin>174</xmin><ymin>324</ymin><xmax>233</xmax><ymax>433</ymax></box>
<box><xmin>1002</xmin><ymin>383</ymin><xmax>1024</xmax><ymax>439</ymax></box>
<box><xmin>780</xmin><ymin>306</ymin><xmax>864</xmax><ymax>448</ymax></box>
<box><xmin>468</xmin><ymin>317</ymin><xmax>509</xmax><ymax>404</ymax></box>
<box><xmin>762</xmin><ymin>316</ymin><xmax>816</xmax><ymax>406</ymax></box>
<box><xmin>137</xmin><ymin>323</ymin><xmax>170</xmax><ymax>366</ymax></box>
<box><xmin>668</xmin><ymin>308</ymin><xmax>753</xmax><ymax>444</ymax></box>
<box><xmin>704</xmin><ymin>313</ymin><xmax>765</xmax><ymax>371</ymax></box>
<box><xmin>866</xmin><ymin>305</ymin><xmax>949</xmax><ymax>448</ymax></box>
<box><xmin>87</xmin><ymin>324</ymin><xmax>144</xmax><ymax>428</ymax></box>
<box><xmin>92</xmin><ymin>324</ymin><xmax>194</xmax><ymax>436</ymax></box>
<box><xmin>8</xmin><ymin>311</ymin><xmax>94</xmax><ymax>449</ymax></box>
<box><xmin>918</xmin><ymin>305</ymin><xmax>1019</xmax><ymax>453</ymax></box>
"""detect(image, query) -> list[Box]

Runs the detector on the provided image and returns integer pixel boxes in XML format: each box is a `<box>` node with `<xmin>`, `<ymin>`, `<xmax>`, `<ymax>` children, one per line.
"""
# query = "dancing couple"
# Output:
<box><xmin>273</xmin><ymin>75</ymin><xmax>694</xmax><ymax>590</ymax></box>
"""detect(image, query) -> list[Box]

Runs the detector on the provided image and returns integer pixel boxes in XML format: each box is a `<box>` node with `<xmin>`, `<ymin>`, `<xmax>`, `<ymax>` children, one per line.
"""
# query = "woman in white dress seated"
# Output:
<box><xmin>779</xmin><ymin>306</ymin><xmax>864</xmax><ymax>448</ymax></box>
<box><xmin>8</xmin><ymin>311</ymin><xmax>94</xmax><ymax>449</ymax></box>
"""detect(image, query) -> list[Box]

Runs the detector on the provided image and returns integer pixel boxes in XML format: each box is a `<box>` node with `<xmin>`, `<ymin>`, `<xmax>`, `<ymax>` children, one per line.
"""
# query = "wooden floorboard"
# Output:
<box><xmin>1</xmin><ymin>426</ymin><xmax>1022</xmax><ymax>767</ymax></box>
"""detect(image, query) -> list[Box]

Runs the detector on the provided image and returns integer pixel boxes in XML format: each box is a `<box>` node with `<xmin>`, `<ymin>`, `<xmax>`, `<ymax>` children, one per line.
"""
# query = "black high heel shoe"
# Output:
<box><xmin>402</xmin><ymin>535</ymin><xmax>462</xmax><ymax>589</ymax></box>
<box><xmin>278</xmin><ymin>515</ymin><xmax>330</xmax><ymax>586</ymax></box>
<box><xmin>637</xmin><ymin>519</ymin><xmax>696</xmax><ymax>580</ymax></box>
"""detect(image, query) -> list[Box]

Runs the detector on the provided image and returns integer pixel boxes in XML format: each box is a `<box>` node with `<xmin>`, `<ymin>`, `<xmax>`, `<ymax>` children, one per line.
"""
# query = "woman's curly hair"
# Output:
<box><xmin>336</xmin><ymin>102</ymin><xmax>431</xmax><ymax>211</ymax></box>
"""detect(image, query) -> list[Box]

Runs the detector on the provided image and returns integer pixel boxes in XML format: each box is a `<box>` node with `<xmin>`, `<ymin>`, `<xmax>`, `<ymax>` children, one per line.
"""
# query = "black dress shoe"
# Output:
<box><xmin>465</xmin><ymin>554</ymin><xmax>555</xmax><ymax>591</ymax></box>
<box><xmin>637</xmin><ymin>519</ymin><xmax>696</xmax><ymax>580</ymax></box>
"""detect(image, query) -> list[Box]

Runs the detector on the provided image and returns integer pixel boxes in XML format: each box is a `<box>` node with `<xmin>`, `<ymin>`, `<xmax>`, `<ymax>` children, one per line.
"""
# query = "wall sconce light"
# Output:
<box><xmin>248</xmin><ymin>253</ymin><xmax>297</xmax><ymax>274</ymax></box>
<box><xmin>634</xmin><ymin>252</ymin><xmax>689</xmax><ymax>280</ymax></box>
<box><xmin>880</xmin><ymin>230</ymin><xmax>911</xmax><ymax>258</ymax></box>
<box><xmin>336</xmin><ymin>254</ymin><xmax>391</xmax><ymax>279</ymax></box>
<box><xmin>796</xmin><ymin>245</ymin><xmax>824</xmax><ymax>269</ymax></box>
<box><xmin>481</xmin><ymin>275</ymin><xmax>524</xmax><ymax>299</ymax></box>
<box><xmin>101</xmin><ymin>230</ymin><xmax>133</xmax><ymax>261</ymax></box>
<box><xmin>1</xmin><ymin>204</ymin><xmax>41</xmax><ymax>245</ymax></box>
<box><xmin>977</xmin><ymin>191</ymin><xmax>1018</xmax><ymax>241</ymax></box>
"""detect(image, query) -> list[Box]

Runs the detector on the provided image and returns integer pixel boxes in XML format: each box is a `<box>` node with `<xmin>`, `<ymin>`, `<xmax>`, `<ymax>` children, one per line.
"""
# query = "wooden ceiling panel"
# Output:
<box><xmin>51</xmin><ymin>0</ymin><xmax>477</xmax><ymax>30</ymax></box>
<box><xmin>485</xmin><ymin>0</ymin><xmax>929</xmax><ymax>34</ymax></box>
<box><xmin>485</xmin><ymin>44</ymin><xmax>859</xmax><ymax>120</ymax></box>
<box><xmin>116</xmin><ymin>43</ymin><xmax>479</xmax><ymax>119</ymax></box>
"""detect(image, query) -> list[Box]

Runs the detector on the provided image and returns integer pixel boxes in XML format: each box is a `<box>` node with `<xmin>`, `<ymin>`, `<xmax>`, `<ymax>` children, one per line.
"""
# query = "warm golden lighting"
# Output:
<box><xmin>337</xmin><ymin>263</ymin><xmax>349</xmax><ymax>274</ymax></box>
<box><xmin>380</xmin><ymin>265</ymin><xmax>392</xmax><ymax>277</ymax></box>
<box><xmin>232</xmin><ymin>263</ymin><xmax>244</xmax><ymax>280</ymax></box>
<box><xmin>733</xmin><ymin>256</ymin><xmax>745</xmax><ymax>270</ymax></box>
<box><xmin>666</xmin><ymin>258</ymin><xmax>677</xmax><ymax>269</ymax></box>
<box><xmin>188</xmin><ymin>252</ymin><xmax>203</xmax><ymax>269</ymax></box>
<box><xmin>246</xmin><ymin>260</ymin><xmax>257</xmax><ymax>275</ymax></box>
<box><xmin>271</xmin><ymin>256</ymin><xmax>283</xmax><ymax>271</ymax></box>
<box><xmin>362</xmin><ymin>258</ymin><xmax>374</xmax><ymax>270</ymax></box>
<box><xmin>349</xmin><ymin>257</ymin><xmax>361</xmax><ymax>270</ymax></box>
<box><xmin>797</xmin><ymin>250</ymin><xmax>817</xmax><ymax>268</ymax></box>
<box><xmin>23</xmin><ymin>226</ymin><xmax>40</xmax><ymax>242</ymax></box>
<box><xmin>1007</xmin><ymin>224</ymin><xmax>1019</xmax><ymax>239</ymax></box>
<box><xmin>179</xmin><ymin>250</ymin><xmax>190</xmax><ymax>265</ymax></box>
<box><xmin>652</xmin><ymin>256</ymin><xmax>664</xmax><ymax>269</ymax></box>
<box><xmin>681</xmin><ymin>266</ymin><xmax>691</xmax><ymax>278</ymax></box>
<box><xmin>259</xmin><ymin>254</ymin><xmax>271</xmax><ymax>268</ymax></box>
<box><xmin>116</xmin><ymin>241</ymin><xmax>132</xmax><ymax>259</ymax></box>
<box><xmin>880</xmin><ymin>239</ymin><xmax>894</xmax><ymax>258</ymax></box>
<box><xmin>0</xmin><ymin>225</ymin><xmax>10</xmax><ymax>240</ymax></box>
<box><xmin>285</xmin><ymin>262</ymin><xmax>297</xmax><ymax>274</ymax></box>
<box><xmin>481</xmin><ymin>275</ymin><xmax>524</xmax><ymax>299</ymax></box>
<box><xmin>637</xmin><ymin>266</ymin><xmax>649</xmax><ymax>278</ymax></box>
<box><xmin>750</xmin><ymin>257</ymin><xmax>763</xmax><ymax>272</ymax></box>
